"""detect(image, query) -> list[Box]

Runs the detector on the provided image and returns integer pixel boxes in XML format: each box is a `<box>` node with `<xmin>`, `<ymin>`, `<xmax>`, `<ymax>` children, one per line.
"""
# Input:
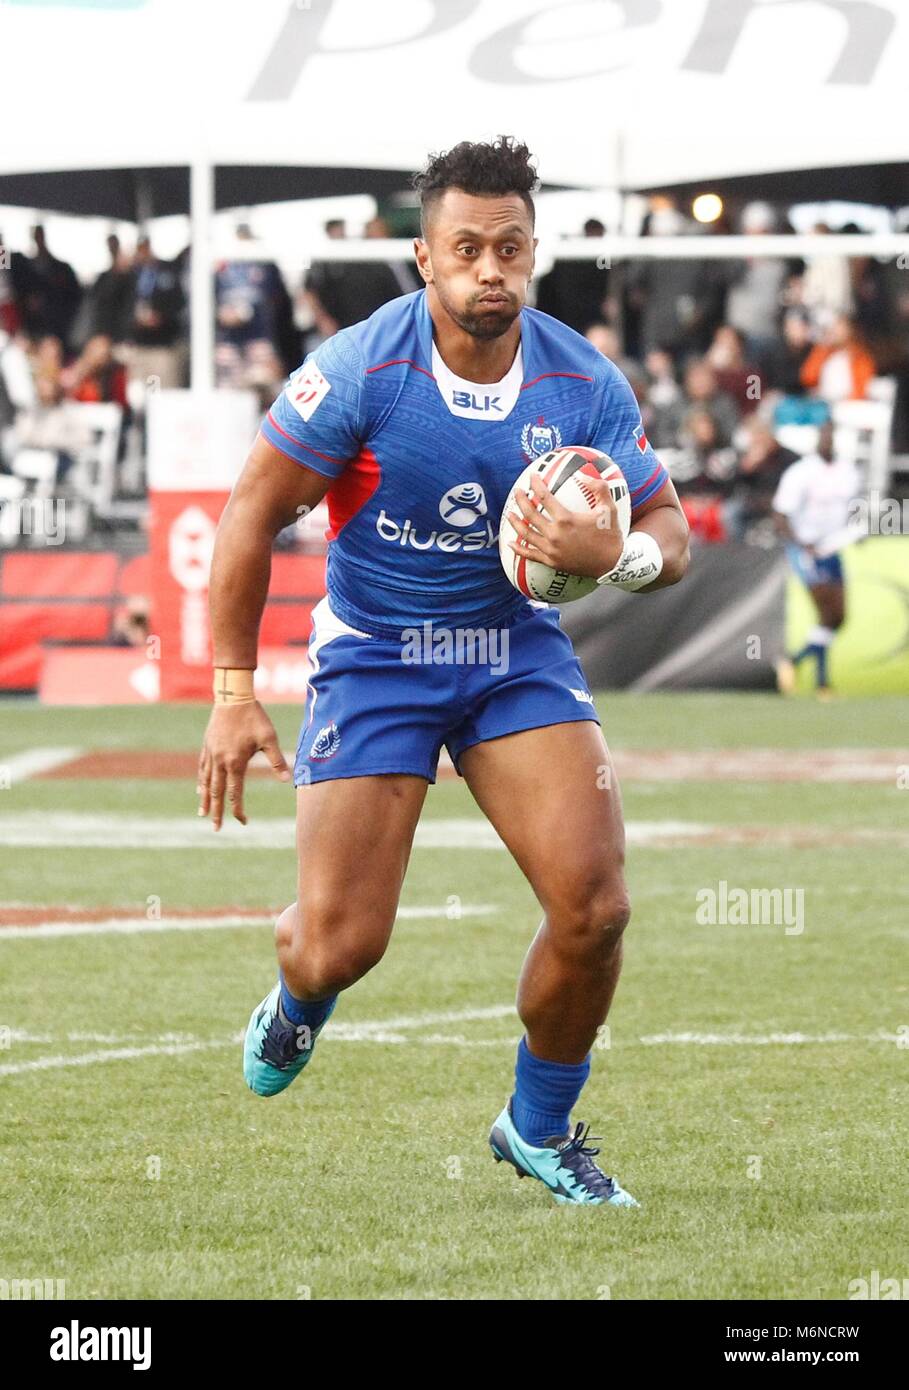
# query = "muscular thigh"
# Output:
<box><xmin>458</xmin><ymin>721</ymin><xmax>625</xmax><ymax>910</ymax></box>
<box><xmin>296</xmin><ymin>774</ymin><xmax>428</xmax><ymax>927</ymax></box>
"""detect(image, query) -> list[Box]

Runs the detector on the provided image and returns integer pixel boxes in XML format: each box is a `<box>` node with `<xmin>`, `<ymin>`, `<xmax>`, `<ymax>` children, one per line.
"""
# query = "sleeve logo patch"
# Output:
<box><xmin>633</xmin><ymin>422</ymin><xmax>648</xmax><ymax>453</ymax></box>
<box><xmin>287</xmin><ymin>362</ymin><xmax>331</xmax><ymax>422</ymax></box>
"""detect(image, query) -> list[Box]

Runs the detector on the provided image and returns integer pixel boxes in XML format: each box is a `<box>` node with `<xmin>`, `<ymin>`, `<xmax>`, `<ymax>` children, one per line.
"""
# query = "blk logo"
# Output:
<box><xmin>452</xmin><ymin>390</ymin><xmax>502</xmax><ymax>412</ymax></box>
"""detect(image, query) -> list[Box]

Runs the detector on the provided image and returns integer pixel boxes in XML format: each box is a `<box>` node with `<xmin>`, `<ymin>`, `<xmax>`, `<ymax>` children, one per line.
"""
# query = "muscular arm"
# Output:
<box><xmin>210</xmin><ymin>434</ymin><xmax>332</xmax><ymax>666</ymax></box>
<box><xmin>626</xmin><ymin>477</ymin><xmax>690</xmax><ymax>591</ymax></box>
<box><xmin>773</xmin><ymin>510</ymin><xmax>797</xmax><ymax>544</ymax></box>
<box><xmin>199</xmin><ymin>435</ymin><xmax>332</xmax><ymax>829</ymax></box>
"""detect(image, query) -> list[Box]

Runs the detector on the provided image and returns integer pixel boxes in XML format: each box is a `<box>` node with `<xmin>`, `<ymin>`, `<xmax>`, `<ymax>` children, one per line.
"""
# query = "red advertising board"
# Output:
<box><xmin>149</xmin><ymin>489</ymin><xmax>224</xmax><ymax>700</ymax></box>
<box><xmin>40</xmin><ymin>645</ymin><xmax>312</xmax><ymax>706</ymax></box>
<box><xmin>146</xmin><ymin>389</ymin><xmax>259</xmax><ymax>701</ymax></box>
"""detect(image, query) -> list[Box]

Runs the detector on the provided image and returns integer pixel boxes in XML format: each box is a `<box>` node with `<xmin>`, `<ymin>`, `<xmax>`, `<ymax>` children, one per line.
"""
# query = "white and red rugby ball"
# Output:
<box><xmin>499</xmin><ymin>446</ymin><xmax>631</xmax><ymax>603</ymax></box>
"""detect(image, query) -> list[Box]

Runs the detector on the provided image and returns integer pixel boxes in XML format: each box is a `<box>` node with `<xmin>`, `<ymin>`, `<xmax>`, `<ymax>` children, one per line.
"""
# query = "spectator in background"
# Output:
<box><xmin>625</xmin><ymin>200</ymin><xmax>719</xmax><ymax>358</ymax></box>
<box><xmin>12</xmin><ymin>370</ymin><xmax>92</xmax><ymax>479</ymax></box>
<box><xmin>111</xmin><ymin>594</ymin><xmax>150</xmax><ymax>648</ymax></box>
<box><xmin>324</xmin><ymin>219</ymin><xmax>346</xmax><ymax>241</ymax></box>
<box><xmin>800</xmin><ymin>313</ymin><xmax>875</xmax><ymax>404</ymax></box>
<box><xmin>725</xmin><ymin>202</ymin><xmax>788</xmax><ymax>370</ymax></box>
<box><xmin>845</xmin><ymin>224</ymin><xmax>892</xmax><ymax>339</ymax></box>
<box><xmin>31</xmin><ymin>334</ymin><xmax>64</xmax><ymax>384</ymax></box>
<box><xmin>669</xmin><ymin>407</ymin><xmax>738</xmax><ymax>543</ymax></box>
<box><xmin>89</xmin><ymin>234</ymin><xmax>133</xmax><ymax>342</ymax></box>
<box><xmin>644</xmin><ymin>347</ymin><xmax>681</xmax><ymax>410</ymax></box>
<box><xmin>765</xmin><ymin>308</ymin><xmax>813</xmax><ymax>398</ymax></box>
<box><xmin>22</xmin><ymin>224</ymin><xmax>82</xmax><ymax>351</ymax></box>
<box><xmin>215</xmin><ymin>224</ymin><xmax>295</xmax><ymax>400</ymax></box>
<box><xmin>535</xmin><ymin>217</ymin><xmax>611</xmax><ymax>333</ymax></box>
<box><xmin>800</xmin><ymin>223</ymin><xmax>853</xmax><ymax>332</ymax></box>
<box><xmin>705</xmin><ymin>324</ymin><xmax>761</xmax><ymax>416</ymax></box>
<box><xmin>584</xmin><ymin>321</ymin><xmax>641</xmax><ymax>382</ymax></box>
<box><xmin>365</xmin><ymin>216</ymin><xmax>421</xmax><ymax>297</ymax></box>
<box><xmin>125</xmin><ymin>235</ymin><xmax>186</xmax><ymax>391</ymax></box>
<box><xmin>60</xmin><ymin>334</ymin><xmax>128</xmax><ymax>407</ymax></box>
<box><xmin>723</xmin><ymin>415</ymin><xmax>799</xmax><ymax>543</ymax></box>
<box><xmin>0</xmin><ymin>325</ymin><xmax>35</xmax><ymax>469</ymax></box>
<box><xmin>652</xmin><ymin>359</ymin><xmax>739</xmax><ymax>449</ymax></box>
<box><xmin>0</xmin><ymin>229</ymin><xmax>35</xmax><ymax>336</ymax></box>
<box><xmin>305</xmin><ymin>219</ymin><xmax>413</xmax><ymax>332</ymax></box>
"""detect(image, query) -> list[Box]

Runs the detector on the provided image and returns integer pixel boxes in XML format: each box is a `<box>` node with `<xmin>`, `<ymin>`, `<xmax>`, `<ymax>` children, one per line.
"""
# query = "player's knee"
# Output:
<box><xmin>313</xmin><ymin>934</ymin><xmax>387</xmax><ymax>992</ymax></box>
<box><xmin>282</xmin><ymin>898</ymin><xmax>389</xmax><ymax>993</ymax></box>
<box><xmin>552</xmin><ymin>879</ymin><xmax>631</xmax><ymax>958</ymax></box>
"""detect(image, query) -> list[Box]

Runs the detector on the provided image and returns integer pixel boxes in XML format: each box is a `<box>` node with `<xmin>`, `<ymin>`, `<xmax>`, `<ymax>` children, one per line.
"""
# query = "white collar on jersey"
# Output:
<box><xmin>431</xmin><ymin>340</ymin><xmax>524</xmax><ymax>421</ymax></box>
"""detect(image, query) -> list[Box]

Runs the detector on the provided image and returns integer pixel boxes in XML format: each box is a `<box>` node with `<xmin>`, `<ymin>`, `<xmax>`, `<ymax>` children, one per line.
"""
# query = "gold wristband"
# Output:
<box><xmin>213</xmin><ymin>668</ymin><xmax>257</xmax><ymax>705</ymax></box>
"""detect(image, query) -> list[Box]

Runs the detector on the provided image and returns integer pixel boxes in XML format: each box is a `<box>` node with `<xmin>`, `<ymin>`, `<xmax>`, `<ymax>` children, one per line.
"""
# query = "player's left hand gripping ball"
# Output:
<box><xmin>499</xmin><ymin>447</ymin><xmax>631</xmax><ymax>603</ymax></box>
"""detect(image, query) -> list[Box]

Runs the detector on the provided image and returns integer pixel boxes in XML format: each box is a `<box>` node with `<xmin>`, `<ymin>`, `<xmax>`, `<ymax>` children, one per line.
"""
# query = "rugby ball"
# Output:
<box><xmin>499</xmin><ymin>446</ymin><xmax>631</xmax><ymax>603</ymax></box>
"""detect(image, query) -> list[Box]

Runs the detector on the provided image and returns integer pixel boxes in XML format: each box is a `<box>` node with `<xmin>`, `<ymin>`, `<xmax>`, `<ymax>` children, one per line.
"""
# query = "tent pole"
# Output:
<box><xmin>189</xmin><ymin>155</ymin><xmax>214</xmax><ymax>394</ymax></box>
<box><xmin>135</xmin><ymin>171</ymin><xmax>154</xmax><ymax>233</ymax></box>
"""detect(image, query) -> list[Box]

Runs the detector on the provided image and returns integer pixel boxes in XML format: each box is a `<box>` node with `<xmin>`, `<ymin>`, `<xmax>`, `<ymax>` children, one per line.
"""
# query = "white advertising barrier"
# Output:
<box><xmin>147</xmin><ymin>389</ymin><xmax>258</xmax><ymax>700</ymax></box>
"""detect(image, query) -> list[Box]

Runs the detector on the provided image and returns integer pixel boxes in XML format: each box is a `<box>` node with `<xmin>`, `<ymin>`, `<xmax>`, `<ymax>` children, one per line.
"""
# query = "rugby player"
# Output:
<box><xmin>773</xmin><ymin>416</ymin><xmax>860</xmax><ymax>698</ymax></box>
<box><xmin>198</xmin><ymin>137</ymin><xmax>690</xmax><ymax>1206</ymax></box>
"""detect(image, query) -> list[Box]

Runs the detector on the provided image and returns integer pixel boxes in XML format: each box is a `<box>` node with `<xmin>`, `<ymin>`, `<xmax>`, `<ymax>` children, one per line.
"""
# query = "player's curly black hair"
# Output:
<box><xmin>413</xmin><ymin>136</ymin><xmax>538</xmax><ymax>235</ymax></box>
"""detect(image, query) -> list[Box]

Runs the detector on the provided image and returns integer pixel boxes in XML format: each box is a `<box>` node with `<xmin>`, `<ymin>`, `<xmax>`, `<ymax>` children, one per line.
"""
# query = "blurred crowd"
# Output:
<box><xmin>538</xmin><ymin>200</ymin><xmax>908</xmax><ymax>544</ymax></box>
<box><xmin>1</xmin><ymin>200</ymin><xmax>906</xmax><ymax>547</ymax></box>
<box><xmin>0</xmin><ymin>216</ymin><xmax>420</xmax><ymax>493</ymax></box>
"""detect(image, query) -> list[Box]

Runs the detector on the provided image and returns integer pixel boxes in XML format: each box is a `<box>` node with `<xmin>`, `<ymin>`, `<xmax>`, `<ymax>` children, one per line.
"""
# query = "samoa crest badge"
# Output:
<box><xmin>521</xmin><ymin>417</ymin><xmax>562</xmax><ymax>461</ymax></box>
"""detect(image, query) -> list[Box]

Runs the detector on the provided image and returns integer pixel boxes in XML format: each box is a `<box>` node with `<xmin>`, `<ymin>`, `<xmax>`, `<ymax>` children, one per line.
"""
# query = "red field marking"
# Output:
<box><xmin>35</xmin><ymin>751</ymin><xmax>273</xmax><ymax>780</ymax></box>
<box><xmin>33</xmin><ymin>747</ymin><xmax>908</xmax><ymax>783</ymax></box>
<box><xmin>0</xmin><ymin>905</ymin><xmax>279</xmax><ymax>928</ymax></box>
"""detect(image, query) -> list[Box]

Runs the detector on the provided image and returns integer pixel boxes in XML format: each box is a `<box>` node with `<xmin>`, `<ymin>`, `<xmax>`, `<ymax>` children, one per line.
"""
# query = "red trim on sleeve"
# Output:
<box><xmin>264</xmin><ymin>412</ymin><xmax>345</xmax><ymax>471</ymax></box>
<box><xmin>520</xmin><ymin>372</ymin><xmax>594</xmax><ymax>390</ymax></box>
<box><xmin>365</xmin><ymin>358</ymin><xmax>436</xmax><ymax>380</ymax></box>
<box><xmin>629</xmin><ymin>462</ymin><xmax>666</xmax><ymax>500</ymax></box>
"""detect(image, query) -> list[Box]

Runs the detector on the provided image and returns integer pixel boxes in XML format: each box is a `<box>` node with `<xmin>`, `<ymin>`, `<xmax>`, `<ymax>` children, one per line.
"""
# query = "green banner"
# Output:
<box><xmin>786</xmin><ymin>537</ymin><xmax>909</xmax><ymax>694</ymax></box>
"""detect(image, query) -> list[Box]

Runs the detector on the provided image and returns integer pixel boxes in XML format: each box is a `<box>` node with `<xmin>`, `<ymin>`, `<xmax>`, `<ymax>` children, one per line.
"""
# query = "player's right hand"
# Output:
<box><xmin>197</xmin><ymin>702</ymin><xmax>291</xmax><ymax>830</ymax></box>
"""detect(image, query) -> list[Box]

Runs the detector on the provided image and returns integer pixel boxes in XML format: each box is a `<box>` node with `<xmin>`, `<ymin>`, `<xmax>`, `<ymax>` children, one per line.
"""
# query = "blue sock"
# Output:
<box><xmin>511</xmin><ymin>1035</ymin><xmax>591</xmax><ymax>1146</ymax></box>
<box><xmin>789</xmin><ymin>644</ymin><xmax>812</xmax><ymax>665</ymax></box>
<box><xmin>813</xmin><ymin>644</ymin><xmax>829</xmax><ymax>687</ymax></box>
<box><xmin>278</xmin><ymin>972</ymin><xmax>336</xmax><ymax>1031</ymax></box>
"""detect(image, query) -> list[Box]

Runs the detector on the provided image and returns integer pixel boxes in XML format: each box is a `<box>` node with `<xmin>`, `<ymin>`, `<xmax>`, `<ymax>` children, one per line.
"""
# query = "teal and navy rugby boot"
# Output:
<box><xmin>489</xmin><ymin>1099</ymin><xmax>640</xmax><ymax>1207</ymax></box>
<box><xmin>243</xmin><ymin>983</ymin><xmax>336</xmax><ymax>1097</ymax></box>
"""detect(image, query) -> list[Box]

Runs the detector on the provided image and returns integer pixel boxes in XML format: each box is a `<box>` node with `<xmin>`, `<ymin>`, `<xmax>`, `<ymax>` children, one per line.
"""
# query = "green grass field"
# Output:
<box><xmin>0</xmin><ymin>695</ymin><xmax>906</xmax><ymax>1301</ymax></box>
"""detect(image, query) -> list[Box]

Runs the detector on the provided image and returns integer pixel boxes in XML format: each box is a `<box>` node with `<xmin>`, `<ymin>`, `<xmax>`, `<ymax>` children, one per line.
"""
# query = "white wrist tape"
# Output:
<box><xmin>596</xmin><ymin>530</ymin><xmax>664</xmax><ymax>591</ymax></box>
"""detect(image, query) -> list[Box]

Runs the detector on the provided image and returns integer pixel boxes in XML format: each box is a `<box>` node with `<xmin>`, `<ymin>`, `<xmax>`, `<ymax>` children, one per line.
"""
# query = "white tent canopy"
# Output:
<box><xmin>1</xmin><ymin>0</ymin><xmax>908</xmax><ymax>194</ymax></box>
<box><xmin>4</xmin><ymin>0</ymin><xmax>908</xmax><ymax>390</ymax></box>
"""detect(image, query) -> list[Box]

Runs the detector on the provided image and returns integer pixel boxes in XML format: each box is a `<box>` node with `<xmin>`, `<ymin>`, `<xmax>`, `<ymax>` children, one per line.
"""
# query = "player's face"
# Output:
<box><xmin>416</xmin><ymin>190</ymin><xmax>536</xmax><ymax>340</ymax></box>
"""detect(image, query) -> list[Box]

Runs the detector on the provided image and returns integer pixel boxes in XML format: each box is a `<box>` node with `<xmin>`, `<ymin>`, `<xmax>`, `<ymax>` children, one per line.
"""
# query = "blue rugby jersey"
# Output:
<box><xmin>261</xmin><ymin>289</ymin><xmax>668</xmax><ymax>637</ymax></box>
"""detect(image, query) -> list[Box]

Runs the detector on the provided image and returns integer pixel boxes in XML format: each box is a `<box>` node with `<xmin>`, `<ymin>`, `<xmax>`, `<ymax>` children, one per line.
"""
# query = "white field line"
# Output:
<box><xmin>0</xmin><ymin>748</ymin><xmax>82</xmax><ymax>782</ymax></box>
<box><xmin>0</xmin><ymin>1014</ymin><xmax>901</xmax><ymax>1077</ymax></box>
<box><xmin>0</xmin><ymin>1005</ymin><xmax>517</xmax><ymax>1076</ymax></box>
<box><xmin>0</xmin><ymin>812</ymin><xmax>504</xmax><ymax>851</ymax></box>
<box><xmin>0</xmin><ymin>811</ymin><xmax>728</xmax><ymax>851</ymax></box>
<box><xmin>6</xmin><ymin>810</ymin><xmax>908</xmax><ymax>853</ymax></box>
<box><xmin>0</xmin><ymin>904</ymin><xmax>497</xmax><ymax>941</ymax></box>
<box><xmin>0</xmin><ymin>1040</ymin><xmax>228</xmax><ymax>1076</ymax></box>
